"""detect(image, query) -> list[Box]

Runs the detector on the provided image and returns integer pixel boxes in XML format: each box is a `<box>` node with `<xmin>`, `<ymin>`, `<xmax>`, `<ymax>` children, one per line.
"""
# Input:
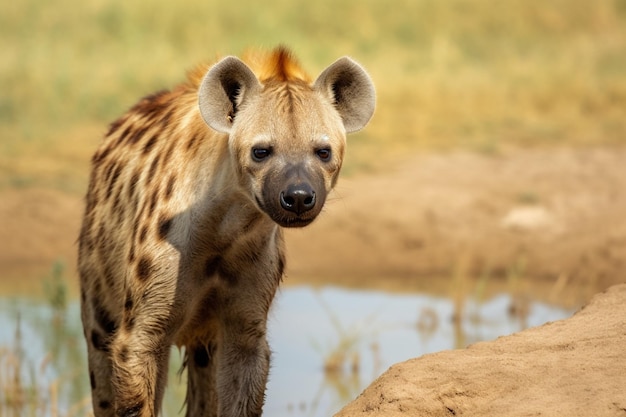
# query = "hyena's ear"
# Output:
<box><xmin>314</xmin><ymin>57</ymin><xmax>376</xmax><ymax>133</ymax></box>
<box><xmin>198</xmin><ymin>56</ymin><xmax>262</xmax><ymax>134</ymax></box>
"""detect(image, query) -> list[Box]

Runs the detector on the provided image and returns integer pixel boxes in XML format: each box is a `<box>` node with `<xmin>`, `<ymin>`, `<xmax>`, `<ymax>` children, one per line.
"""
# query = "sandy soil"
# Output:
<box><xmin>1</xmin><ymin>146</ymin><xmax>625</xmax><ymax>305</ymax></box>
<box><xmin>335</xmin><ymin>283</ymin><xmax>626</xmax><ymax>417</ymax></box>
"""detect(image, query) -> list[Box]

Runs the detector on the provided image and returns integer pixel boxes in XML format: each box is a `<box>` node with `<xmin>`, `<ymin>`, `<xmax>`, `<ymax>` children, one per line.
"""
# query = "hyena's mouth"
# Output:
<box><xmin>255</xmin><ymin>195</ymin><xmax>322</xmax><ymax>228</ymax></box>
<box><xmin>275</xmin><ymin>215</ymin><xmax>316</xmax><ymax>228</ymax></box>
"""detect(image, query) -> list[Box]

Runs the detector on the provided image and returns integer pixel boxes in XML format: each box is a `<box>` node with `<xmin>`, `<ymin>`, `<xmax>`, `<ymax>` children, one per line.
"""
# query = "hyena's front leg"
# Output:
<box><xmin>216</xmin><ymin>311</ymin><xmax>272</xmax><ymax>417</ymax></box>
<box><xmin>86</xmin><ymin>343</ymin><xmax>116</xmax><ymax>417</ymax></box>
<box><xmin>81</xmin><ymin>303</ymin><xmax>117</xmax><ymax>417</ymax></box>
<box><xmin>185</xmin><ymin>341</ymin><xmax>219</xmax><ymax>417</ymax></box>
<box><xmin>110</xmin><ymin>315</ymin><xmax>172</xmax><ymax>416</ymax></box>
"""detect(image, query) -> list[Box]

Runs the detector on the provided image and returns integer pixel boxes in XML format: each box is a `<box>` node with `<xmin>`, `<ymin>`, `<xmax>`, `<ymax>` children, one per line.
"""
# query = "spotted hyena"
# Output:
<box><xmin>78</xmin><ymin>47</ymin><xmax>375</xmax><ymax>417</ymax></box>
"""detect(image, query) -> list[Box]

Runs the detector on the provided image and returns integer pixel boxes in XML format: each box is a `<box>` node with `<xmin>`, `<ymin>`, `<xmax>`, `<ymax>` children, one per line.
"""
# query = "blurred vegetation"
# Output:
<box><xmin>1</xmin><ymin>0</ymin><xmax>625</xmax><ymax>192</ymax></box>
<box><xmin>42</xmin><ymin>261</ymin><xmax>68</xmax><ymax>322</ymax></box>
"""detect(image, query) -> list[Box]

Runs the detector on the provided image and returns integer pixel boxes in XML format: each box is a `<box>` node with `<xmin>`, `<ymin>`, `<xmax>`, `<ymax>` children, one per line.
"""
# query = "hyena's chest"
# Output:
<box><xmin>169</xmin><ymin>224</ymin><xmax>285</xmax><ymax>346</ymax></box>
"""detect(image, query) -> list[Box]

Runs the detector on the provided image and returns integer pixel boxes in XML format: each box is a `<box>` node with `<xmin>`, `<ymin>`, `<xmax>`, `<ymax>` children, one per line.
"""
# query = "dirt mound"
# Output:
<box><xmin>335</xmin><ymin>283</ymin><xmax>626</xmax><ymax>417</ymax></box>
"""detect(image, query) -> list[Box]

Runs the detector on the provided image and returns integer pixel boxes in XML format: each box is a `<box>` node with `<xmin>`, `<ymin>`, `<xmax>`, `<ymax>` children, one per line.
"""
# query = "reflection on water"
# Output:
<box><xmin>0</xmin><ymin>286</ymin><xmax>575</xmax><ymax>417</ymax></box>
<box><xmin>0</xmin><ymin>300</ymin><xmax>91</xmax><ymax>417</ymax></box>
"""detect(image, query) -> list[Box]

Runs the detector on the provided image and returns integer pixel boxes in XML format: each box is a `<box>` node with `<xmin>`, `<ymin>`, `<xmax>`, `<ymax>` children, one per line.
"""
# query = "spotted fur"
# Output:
<box><xmin>79</xmin><ymin>47</ymin><xmax>375</xmax><ymax>417</ymax></box>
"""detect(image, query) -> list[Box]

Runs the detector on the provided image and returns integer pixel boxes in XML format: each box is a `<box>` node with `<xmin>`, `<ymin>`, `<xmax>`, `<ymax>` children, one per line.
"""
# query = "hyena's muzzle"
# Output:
<box><xmin>260</xmin><ymin>162</ymin><xmax>327</xmax><ymax>228</ymax></box>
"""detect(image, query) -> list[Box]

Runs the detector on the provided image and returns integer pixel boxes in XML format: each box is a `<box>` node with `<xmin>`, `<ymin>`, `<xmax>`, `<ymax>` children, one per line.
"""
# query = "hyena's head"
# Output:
<box><xmin>198</xmin><ymin>49</ymin><xmax>375</xmax><ymax>227</ymax></box>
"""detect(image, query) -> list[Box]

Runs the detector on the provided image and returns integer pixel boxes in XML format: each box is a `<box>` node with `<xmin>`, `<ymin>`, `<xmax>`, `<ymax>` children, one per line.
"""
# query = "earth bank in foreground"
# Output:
<box><xmin>335</xmin><ymin>284</ymin><xmax>626</xmax><ymax>417</ymax></box>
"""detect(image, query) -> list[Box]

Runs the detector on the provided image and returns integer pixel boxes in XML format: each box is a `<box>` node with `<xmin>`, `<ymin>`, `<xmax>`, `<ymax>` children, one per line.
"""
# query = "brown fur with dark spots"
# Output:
<box><xmin>79</xmin><ymin>46</ymin><xmax>375</xmax><ymax>417</ymax></box>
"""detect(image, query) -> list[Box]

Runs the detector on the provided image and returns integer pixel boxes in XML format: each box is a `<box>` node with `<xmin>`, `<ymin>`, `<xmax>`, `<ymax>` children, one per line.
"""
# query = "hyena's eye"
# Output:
<box><xmin>252</xmin><ymin>147</ymin><xmax>272</xmax><ymax>162</ymax></box>
<box><xmin>316</xmin><ymin>148</ymin><xmax>332</xmax><ymax>162</ymax></box>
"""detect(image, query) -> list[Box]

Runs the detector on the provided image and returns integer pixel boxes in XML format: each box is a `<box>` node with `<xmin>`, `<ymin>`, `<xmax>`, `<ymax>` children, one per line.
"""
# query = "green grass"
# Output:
<box><xmin>1</xmin><ymin>0</ymin><xmax>625</xmax><ymax>192</ymax></box>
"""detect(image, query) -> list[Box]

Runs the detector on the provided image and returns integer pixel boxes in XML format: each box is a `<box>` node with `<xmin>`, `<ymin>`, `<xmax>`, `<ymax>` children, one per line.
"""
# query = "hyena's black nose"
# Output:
<box><xmin>280</xmin><ymin>184</ymin><xmax>316</xmax><ymax>214</ymax></box>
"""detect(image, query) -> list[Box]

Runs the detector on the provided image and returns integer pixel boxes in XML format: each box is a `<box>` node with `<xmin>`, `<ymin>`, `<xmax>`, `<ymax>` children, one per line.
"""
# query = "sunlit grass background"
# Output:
<box><xmin>2</xmin><ymin>0</ymin><xmax>625</xmax><ymax>193</ymax></box>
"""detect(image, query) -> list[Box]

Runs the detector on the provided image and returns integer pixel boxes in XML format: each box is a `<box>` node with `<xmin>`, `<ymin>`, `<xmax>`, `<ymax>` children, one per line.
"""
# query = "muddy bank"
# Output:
<box><xmin>1</xmin><ymin>147</ymin><xmax>625</xmax><ymax>304</ymax></box>
<box><xmin>334</xmin><ymin>283</ymin><xmax>626</xmax><ymax>417</ymax></box>
<box><xmin>286</xmin><ymin>146</ymin><xmax>626</xmax><ymax>306</ymax></box>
